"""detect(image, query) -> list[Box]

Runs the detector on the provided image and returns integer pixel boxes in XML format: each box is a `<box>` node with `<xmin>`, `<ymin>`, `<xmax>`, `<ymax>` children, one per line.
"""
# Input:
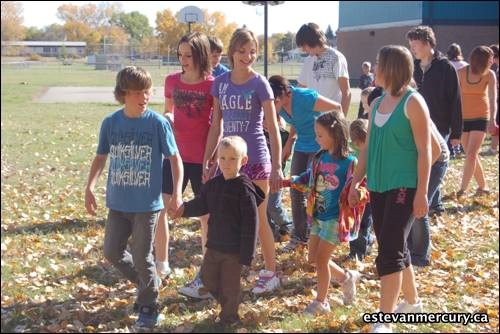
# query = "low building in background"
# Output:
<box><xmin>1</xmin><ymin>41</ymin><xmax>87</xmax><ymax>58</ymax></box>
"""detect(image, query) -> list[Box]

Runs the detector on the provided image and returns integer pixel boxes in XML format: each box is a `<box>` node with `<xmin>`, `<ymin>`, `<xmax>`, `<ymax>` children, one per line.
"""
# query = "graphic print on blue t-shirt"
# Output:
<box><xmin>109</xmin><ymin>129</ymin><xmax>153</xmax><ymax>188</ymax></box>
<box><xmin>315</xmin><ymin>160</ymin><xmax>340</xmax><ymax>220</ymax></box>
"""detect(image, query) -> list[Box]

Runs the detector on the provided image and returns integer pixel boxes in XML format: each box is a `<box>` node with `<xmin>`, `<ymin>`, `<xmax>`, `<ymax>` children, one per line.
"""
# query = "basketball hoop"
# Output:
<box><xmin>177</xmin><ymin>6</ymin><xmax>205</xmax><ymax>33</ymax></box>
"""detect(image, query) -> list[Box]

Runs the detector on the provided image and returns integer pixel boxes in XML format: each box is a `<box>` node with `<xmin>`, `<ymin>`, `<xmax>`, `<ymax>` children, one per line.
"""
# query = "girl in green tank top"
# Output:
<box><xmin>347</xmin><ymin>45</ymin><xmax>432</xmax><ymax>333</ymax></box>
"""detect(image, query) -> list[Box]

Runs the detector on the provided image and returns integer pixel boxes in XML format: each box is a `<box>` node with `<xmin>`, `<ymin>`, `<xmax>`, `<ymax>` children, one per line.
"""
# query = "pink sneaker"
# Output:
<box><xmin>251</xmin><ymin>269</ymin><xmax>280</xmax><ymax>294</ymax></box>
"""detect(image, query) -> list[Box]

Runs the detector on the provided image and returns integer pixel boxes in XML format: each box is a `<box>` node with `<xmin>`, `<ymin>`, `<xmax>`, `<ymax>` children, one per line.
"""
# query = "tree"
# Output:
<box><xmin>1</xmin><ymin>1</ymin><xmax>25</xmax><ymax>41</ymax></box>
<box><xmin>155</xmin><ymin>9</ymin><xmax>184</xmax><ymax>55</ymax></box>
<box><xmin>56</xmin><ymin>2</ymin><xmax>124</xmax><ymax>52</ymax></box>
<box><xmin>258</xmin><ymin>35</ymin><xmax>274</xmax><ymax>63</ymax></box>
<box><xmin>325</xmin><ymin>24</ymin><xmax>336</xmax><ymax>47</ymax></box>
<box><xmin>42</xmin><ymin>24</ymin><xmax>66</xmax><ymax>41</ymax></box>
<box><xmin>24</xmin><ymin>27</ymin><xmax>43</xmax><ymax>41</ymax></box>
<box><xmin>57</xmin><ymin>2</ymin><xmax>122</xmax><ymax>30</ymax></box>
<box><xmin>156</xmin><ymin>8</ymin><xmax>238</xmax><ymax>58</ymax></box>
<box><xmin>192</xmin><ymin>10</ymin><xmax>237</xmax><ymax>51</ymax></box>
<box><xmin>111</xmin><ymin>11</ymin><xmax>153</xmax><ymax>42</ymax></box>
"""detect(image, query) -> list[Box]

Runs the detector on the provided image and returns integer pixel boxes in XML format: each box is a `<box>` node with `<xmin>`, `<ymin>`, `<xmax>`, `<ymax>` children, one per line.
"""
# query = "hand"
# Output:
<box><xmin>450</xmin><ymin>138</ymin><xmax>461</xmax><ymax>149</ymax></box>
<box><xmin>202</xmin><ymin>160</ymin><xmax>218</xmax><ymax>183</ymax></box>
<box><xmin>167</xmin><ymin>194</ymin><xmax>183</xmax><ymax>218</ymax></box>
<box><xmin>168</xmin><ymin>203</ymin><xmax>184</xmax><ymax>219</ymax></box>
<box><xmin>270</xmin><ymin>167</ymin><xmax>284</xmax><ymax>193</ymax></box>
<box><xmin>413</xmin><ymin>191</ymin><xmax>428</xmax><ymax>219</ymax></box>
<box><xmin>348</xmin><ymin>185</ymin><xmax>360</xmax><ymax>208</ymax></box>
<box><xmin>85</xmin><ymin>188</ymin><xmax>97</xmax><ymax>215</ymax></box>
<box><xmin>488</xmin><ymin>120</ymin><xmax>498</xmax><ymax>135</ymax></box>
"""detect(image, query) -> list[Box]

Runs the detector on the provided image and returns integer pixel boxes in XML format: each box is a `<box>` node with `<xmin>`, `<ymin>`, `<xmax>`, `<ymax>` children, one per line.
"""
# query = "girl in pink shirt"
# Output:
<box><xmin>155</xmin><ymin>33</ymin><xmax>213</xmax><ymax>293</ymax></box>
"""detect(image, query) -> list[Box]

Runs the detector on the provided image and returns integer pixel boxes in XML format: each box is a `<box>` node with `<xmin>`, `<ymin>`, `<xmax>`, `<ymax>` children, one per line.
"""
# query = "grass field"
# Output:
<box><xmin>1</xmin><ymin>63</ymin><xmax>498</xmax><ymax>333</ymax></box>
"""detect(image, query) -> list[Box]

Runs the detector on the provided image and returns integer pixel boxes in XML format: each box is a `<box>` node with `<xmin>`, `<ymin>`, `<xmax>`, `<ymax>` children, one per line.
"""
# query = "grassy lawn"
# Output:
<box><xmin>1</xmin><ymin>63</ymin><xmax>498</xmax><ymax>333</ymax></box>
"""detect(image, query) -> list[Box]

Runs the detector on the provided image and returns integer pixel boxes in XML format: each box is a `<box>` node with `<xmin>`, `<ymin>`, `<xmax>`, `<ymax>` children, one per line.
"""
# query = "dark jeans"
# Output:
<box><xmin>371</xmin><ymin>188</ymin><xmax>416</xmax><ymax>277</ymax></box>
<box><xmin>407</xmin><ymin>159</ymin><xmax>448</xmax><ymax>267</ymax></box>
<box><xmin>200</xmin><ymin>249</ymin><xmax>242</xmax><ymax>323</ymax></box>
<box><xmin>290</xmin><ymin>151</ymin><xmax>316</xmax><ymax>241</ymax></box>
<box><xmin>349</xmin><ymin>203</ymin><xmax>374</xmax><ymax>259</ymax></box>
<box><xmin>103</xmin><ymin>209</ymin><xmax>160</xmax><ymax>306</ymax></box>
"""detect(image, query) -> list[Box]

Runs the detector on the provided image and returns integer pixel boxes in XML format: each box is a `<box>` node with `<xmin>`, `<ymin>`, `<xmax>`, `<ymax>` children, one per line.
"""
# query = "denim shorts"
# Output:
<box><xmin>310</xmin><ymin>217</ymin><xmax>340</xmax><ymax>245</ymax></box>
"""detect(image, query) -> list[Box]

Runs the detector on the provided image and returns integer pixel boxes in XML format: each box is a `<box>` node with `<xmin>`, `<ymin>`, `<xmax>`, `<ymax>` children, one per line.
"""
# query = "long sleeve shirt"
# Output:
<box><xmin>413</xmin><ymin>52</ymin><xmax>462</xmax><ymax>140</ymax></box>
<box><xmin>182</xmin><ymin>174</ymin><xmax>265</xmax><ymax>265</ymax></box>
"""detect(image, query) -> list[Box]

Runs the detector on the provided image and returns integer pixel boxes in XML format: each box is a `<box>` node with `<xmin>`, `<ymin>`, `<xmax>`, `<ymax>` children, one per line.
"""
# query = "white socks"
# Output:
<box><xmin>156</xmin><ymin>261</ymin><xmax>171</xmax><ymax>276</ymax></box>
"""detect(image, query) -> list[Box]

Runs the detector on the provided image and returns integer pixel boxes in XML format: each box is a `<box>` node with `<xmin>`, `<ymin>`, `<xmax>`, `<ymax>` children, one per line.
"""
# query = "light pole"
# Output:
<box><xmin>242</xmin><ymin>1</ymin><xmax>285</xmax><ymax>78</ymax></box>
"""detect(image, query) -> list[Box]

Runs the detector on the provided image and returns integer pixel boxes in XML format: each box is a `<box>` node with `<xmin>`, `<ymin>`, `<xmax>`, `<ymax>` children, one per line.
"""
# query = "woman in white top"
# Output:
<box><xmin>447</xmin><ymin>43</ymin><xmax>468</xmax><ymax>71</ymax></box>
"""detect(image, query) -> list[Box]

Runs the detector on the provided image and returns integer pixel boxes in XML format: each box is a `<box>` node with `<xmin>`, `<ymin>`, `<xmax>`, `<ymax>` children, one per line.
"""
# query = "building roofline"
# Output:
<box><xmin>337</xmin><ymin>20</ymin><xmax>422</xmax><ymax>32</ymax></box>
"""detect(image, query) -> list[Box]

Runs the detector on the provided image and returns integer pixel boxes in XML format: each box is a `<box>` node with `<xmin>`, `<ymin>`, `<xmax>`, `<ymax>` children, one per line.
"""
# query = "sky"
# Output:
<box><xmin>19</xmin><ymin>1</ymin><xmax>339</xmax><ymax>36</ymax></box>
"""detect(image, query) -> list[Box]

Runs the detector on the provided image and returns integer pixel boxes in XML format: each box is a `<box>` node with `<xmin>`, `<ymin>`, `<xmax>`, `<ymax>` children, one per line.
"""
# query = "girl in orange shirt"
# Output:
<box><xmin>457</xmin><ymin>46</ymin><xmax>497</xmax><ymax>197</ymax></box>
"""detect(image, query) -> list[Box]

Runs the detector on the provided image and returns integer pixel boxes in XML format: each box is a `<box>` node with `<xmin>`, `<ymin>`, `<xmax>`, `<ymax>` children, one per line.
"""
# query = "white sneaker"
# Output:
<box><xmin>370</xmin><ymin>323</ymin><xmax>392</xmax><ymax>333</ymax></box>
<box><xmin>178</xmin><ymin>277</ymin><xmax>213</xmax><ymax>299</ymax></box>
<box><xmin>156</xmin><ymin>261</ymin><xmax>171</xmax><ymax>277</ymax></box>
<box><xmin>342</xmin><ymin>269</ymin><xmax>360</xmax><ymax>305</ymax></box>
<box><xmin>394</xmin><ymin>298</ymin><xmax>423</xmax><ymax>313</ymax></box>
<box><xmin>251</xmin><ymin>269</ymin><xmax>280</xmax><ymax>294</ymax></box>
<box><xmin>303</xmin><ymin>299</ymin><xmax>331</xmax><ymax>316</ymax></box>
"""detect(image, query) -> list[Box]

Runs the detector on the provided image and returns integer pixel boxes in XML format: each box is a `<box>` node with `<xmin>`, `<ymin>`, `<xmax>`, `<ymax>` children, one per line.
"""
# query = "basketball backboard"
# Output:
<box><xmin>176</xmin><ymin>6</ymin><xmax>205</xmax><ymax>24</ymax></box>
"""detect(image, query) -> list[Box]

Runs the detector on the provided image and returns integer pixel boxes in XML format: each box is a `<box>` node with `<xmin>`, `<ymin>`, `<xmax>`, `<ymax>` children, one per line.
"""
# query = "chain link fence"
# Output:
<box><xmin>2</xmin><ymin>42</ymin><xmax>305</xmax><ymax>79</ymax></box>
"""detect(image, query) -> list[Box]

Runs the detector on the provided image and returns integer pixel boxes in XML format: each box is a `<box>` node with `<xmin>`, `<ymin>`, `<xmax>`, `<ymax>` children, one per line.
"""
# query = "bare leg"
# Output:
<box><xmin>401</xmin><ymin>265</ymin><xmax>418</xmax><ymax>304</ymax></box>
<box><xmin>315</xmin><ymin>240</ymin><xmax>337</xmax><ymax>302</ymax></box>
<box><xmin>380</xmin><ymin>271</ymin><xmax>403</xmax><ymax>313</ymax></box>
<box><xmin>461</xmin><ymin>131</ymin><xmax>487</xmax><ymax>191</ymax></box>
<box><xmin>254</xmin><ymin>179</ymin><xmax>276</xmax><ymax>272</ymax></box>
<box><xmin>154</xmin><ymin>193</ymin><xmax>171</xmax><ymax>263</ymax></box>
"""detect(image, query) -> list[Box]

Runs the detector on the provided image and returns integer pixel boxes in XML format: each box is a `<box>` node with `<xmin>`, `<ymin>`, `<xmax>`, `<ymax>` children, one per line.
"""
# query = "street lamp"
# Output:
<box><xmin>242</xmin><ymin>1</ymin><xmax>285</xmax><ymax>78</ymax></box>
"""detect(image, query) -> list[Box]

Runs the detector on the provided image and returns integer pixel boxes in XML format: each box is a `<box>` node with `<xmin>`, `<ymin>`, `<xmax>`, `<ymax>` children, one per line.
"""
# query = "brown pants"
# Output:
<box><xmin>200</xmin><ymin>248</ymin><xmax>242</xmax><ymax>323</ymax></box>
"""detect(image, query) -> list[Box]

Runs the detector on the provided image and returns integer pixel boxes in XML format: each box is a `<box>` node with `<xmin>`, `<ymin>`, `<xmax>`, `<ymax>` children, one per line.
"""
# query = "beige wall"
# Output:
<box><xmin>337</xmin><ymin>25</ymin><xmax>499</xmax><ymax>85</ymax></box>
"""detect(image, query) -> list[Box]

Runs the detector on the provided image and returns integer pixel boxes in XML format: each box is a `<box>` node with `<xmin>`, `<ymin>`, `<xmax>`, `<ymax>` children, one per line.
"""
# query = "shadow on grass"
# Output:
<box><xmin>2</xmin><ymin>218</ymin><xmax>105</xmax><ymax>236</ymax></box>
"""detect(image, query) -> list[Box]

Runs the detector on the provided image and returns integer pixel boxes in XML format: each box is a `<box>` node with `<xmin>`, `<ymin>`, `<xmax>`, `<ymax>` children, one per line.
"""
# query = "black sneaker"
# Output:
<box><xmin>132</xmin><ymin>302</ymin><xmax>140</xmax><ymax>314</ymax></box>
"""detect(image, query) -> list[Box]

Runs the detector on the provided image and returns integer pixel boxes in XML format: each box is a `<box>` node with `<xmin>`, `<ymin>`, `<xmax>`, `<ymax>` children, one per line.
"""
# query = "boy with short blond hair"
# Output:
<box><xmin>173</xmin><ymin>136</ymin><xmax>264</xmax><ymax>326</ymax></box>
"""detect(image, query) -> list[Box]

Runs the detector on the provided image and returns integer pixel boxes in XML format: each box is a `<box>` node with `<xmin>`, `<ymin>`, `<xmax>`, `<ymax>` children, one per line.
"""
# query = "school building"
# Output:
<box><xmin>1</xmin><ymin>41</ymin><xmax>87</xmax><ymax>58</ymax></box>
<box><xmin>336</xmin><ymin>1</ymin><xmax>499</xmax><ymax>84</ymax></box>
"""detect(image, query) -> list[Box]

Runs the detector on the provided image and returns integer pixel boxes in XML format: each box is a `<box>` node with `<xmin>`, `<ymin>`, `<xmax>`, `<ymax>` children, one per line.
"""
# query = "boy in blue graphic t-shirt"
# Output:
<box><xmin>84</xmin><ymin>66</ymin><xmax>183</xmax><ymax>329</ymax></box>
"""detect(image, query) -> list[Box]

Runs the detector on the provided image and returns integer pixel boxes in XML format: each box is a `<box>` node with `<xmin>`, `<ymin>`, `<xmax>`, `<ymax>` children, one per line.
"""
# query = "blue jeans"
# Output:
<box><xmin>349</xmin><ymin>203</ymin><xmax>374</xmax><ymax>259</ymax></box>
<box><xmin>407</xmin><ymin>159</ymin><xmax>448</xmax><ymax>267</ymax></box>
<box><xmin>431</xmin><ymin>130</ymin><xmax>450</xmax><ymax>211</ymax></box>
<box><xmin>267</xmin><ymin>189</ymin><xmax>291</xmax><ymax>234</ymax></box>
<box><xmin>290</xmin><ymin>151</ymin><xmax>316</xmax><ymax>241</ymax></box>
